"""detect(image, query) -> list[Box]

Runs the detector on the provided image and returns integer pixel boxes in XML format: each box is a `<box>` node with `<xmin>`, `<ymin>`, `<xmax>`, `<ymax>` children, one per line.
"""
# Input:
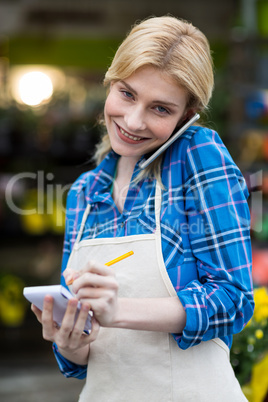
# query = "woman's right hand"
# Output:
<box><xmin>31</xmin><ymin>295</ymin><xmax>100</xmax><ymax>365</ymax></box>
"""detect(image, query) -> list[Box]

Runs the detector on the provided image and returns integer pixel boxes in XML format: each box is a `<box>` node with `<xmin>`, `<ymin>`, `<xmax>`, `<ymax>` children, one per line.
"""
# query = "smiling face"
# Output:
<box><xmin>104</xmin><ymin>66</ymin><xmax>189</xmax><ymax>163</ymax></box>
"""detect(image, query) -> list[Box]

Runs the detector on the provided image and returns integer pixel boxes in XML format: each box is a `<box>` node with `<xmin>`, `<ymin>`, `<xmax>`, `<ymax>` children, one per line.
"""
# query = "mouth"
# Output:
<box><xmin>115</xmin><ymin>123</ymin><xmax>149</xmax><ymax>144</ymax></box>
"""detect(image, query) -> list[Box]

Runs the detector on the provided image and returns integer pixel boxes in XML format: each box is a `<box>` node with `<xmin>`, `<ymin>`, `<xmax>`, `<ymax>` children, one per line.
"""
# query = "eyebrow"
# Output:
<box><xmin>120</xmin><ymin>80</ymin><xmax>180</xmax><ymax>108</ymax></box>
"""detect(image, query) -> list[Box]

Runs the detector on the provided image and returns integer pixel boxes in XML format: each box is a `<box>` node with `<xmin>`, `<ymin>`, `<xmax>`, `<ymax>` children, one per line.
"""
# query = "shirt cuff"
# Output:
<box><xmin>173</xmin><ymin>288</ymin><xmax>209</xmax><ymax>350</ymax></box>
<box><xmin>52</xmin><ymin>343</ymin><xmax>87</xmax><ymax>379</ymax></box>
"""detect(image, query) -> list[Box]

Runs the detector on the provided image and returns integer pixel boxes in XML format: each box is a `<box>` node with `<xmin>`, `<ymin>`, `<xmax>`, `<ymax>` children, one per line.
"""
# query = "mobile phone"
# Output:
<box><xmin>139</xmin><ymin>113</ymin><xmax>200</xmax><ymax>169</ymax></box>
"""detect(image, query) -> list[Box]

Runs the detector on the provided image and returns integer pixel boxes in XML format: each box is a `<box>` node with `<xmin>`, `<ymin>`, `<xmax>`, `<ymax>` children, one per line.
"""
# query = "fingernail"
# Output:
<box><xmin>69</xmin><ymin>298</ymin><xmax>78</xmax><ymax>307</ymax></box>
<box><xmin>82</xmin><ymin>303</ymin><xmax>91</xmax><ymax>311</ymax></box>
<box><xmin>63</xmin><ymin>268</ymin><xmax>71</xmax><ymax>278</ymax></box>
<box><xmin>65</xmin><ymin>274</ymin><xmax>70</xmax><ymax>282</ymax></box>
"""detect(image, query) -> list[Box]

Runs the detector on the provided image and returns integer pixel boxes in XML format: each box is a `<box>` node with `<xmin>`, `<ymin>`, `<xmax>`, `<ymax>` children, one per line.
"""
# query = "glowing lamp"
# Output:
<box><xmin>18</xmin><ymin>71</ymin><xmax>53</xmax><ymax>106</ymax></box>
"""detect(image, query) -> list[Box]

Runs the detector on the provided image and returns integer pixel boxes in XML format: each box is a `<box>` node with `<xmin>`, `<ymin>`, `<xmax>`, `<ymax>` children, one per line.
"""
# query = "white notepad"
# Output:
<box><xmin>23</xmin><ymin>285</ymin><xmax>92</xmax><ymax>332</ymax></box>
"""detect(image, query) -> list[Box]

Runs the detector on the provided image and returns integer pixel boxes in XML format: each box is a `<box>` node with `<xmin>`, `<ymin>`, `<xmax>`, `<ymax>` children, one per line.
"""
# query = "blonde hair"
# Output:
<box><xmin>94</xmin><ymin>15</ymin><xmax>214</xmax><ymax>182</ymax></box>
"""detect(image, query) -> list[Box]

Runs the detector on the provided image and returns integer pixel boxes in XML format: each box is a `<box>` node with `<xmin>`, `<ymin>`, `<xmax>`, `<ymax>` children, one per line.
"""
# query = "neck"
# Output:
<box><xmin>112</xmin><ymin>156</ymin><xmax>139</xmax><ymax>213</ymax></box>
<box><xmin>117</xmin><ymin>156</ymin><xmax>139</xmax><ymax>178</ymax></box>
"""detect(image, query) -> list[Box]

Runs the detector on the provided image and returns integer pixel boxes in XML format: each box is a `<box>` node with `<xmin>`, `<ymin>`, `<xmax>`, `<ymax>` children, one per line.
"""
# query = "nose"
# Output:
<box><xmin>124</xmin><ymin>105</ymin><xmax>147</xmax><ymax>132</ymax></box>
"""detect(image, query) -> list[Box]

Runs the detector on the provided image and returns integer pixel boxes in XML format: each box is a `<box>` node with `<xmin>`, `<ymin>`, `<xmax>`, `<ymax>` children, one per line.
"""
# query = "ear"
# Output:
<box><xmin>176</xmin><ymin>109</ymin><xmax>196</xmax><ymax>128</ymax></box>
<box><xmin>183</xmin><ymin>108</ymin><xmax>196</xmax><ymax>122</ymax></box>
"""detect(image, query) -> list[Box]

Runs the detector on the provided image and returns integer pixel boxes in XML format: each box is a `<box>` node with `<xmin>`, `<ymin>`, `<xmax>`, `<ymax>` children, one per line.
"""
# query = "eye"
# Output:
<box><xmin>155</xmin><ymin>105</ymin><xmax>170</xmax><ymax>114</ymax></box>
<box><xmin>121</xmin><ymin>90</ymin><xmax>134</xmax><ymax>100</ymax></box>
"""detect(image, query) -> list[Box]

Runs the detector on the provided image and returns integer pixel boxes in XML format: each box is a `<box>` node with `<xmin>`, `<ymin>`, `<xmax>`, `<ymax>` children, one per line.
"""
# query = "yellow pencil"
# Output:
<box><xmin>66</xmin><ymin>251</ymin><xmax>134</xmax><ymax>285</ymax></box>
<box><xmin>104</xmin><ymin>250</ymin><xmax>134</xmax><ymax>266</ymax></box>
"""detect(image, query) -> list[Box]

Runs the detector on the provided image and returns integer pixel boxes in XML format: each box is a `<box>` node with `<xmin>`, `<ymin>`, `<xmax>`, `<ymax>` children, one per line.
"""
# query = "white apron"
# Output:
<box><xmin>66</xmin><ymin>184</ymin><xmax>247</xmax><ymax>402</ymax></box>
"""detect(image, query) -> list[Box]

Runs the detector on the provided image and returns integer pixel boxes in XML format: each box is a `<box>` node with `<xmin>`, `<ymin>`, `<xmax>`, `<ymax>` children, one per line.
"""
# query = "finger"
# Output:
<box><xmin>81</xmin><ymin>260</ymin><xmax>113</xmax><ymax>277</ymax></box>
<box><xmin>68</xmin><ymin>260</ymin><xmax>114</xmax><ymax>288</ymax></box>
<box><xmin>41</xmin><ymin>295</ymin><xmax>56</xmax><ymax>341</ymax></box>
<box><xmin>87</xmin><ymin>316</ymin><xmax>100</xmax><ymax>341</ymax></box>
<box><xmin>59</xmin><ymin>298</ymin><xmax>79</xmax><ymax>335</ymax></box>
<box><xmin>81</xmin><ymin>316</ymin><xmax>100</xmax><ymax>343</ymax></box>
<box><xmin>63</xmin><ymin>268</ymin><xmax>80</xmax><ymax>286</ymax></box>
<box><xmin>31</xmin><ymin>304</ymin><xmax>42</xmax><ymax>322</ymax></box>
<box><xmin>72</xmin><ymin>272</ymin><xmax>117</xmax><ymax>296</ymax></box>
<box><xmin>69</xmin><ymin>302</ymin><xmax>91</xmax><ymax>341</ymax></box>
<box><xmin>75</xmin><ymin>286</ymin><xmax>111</xmax><ymax>303</ymax></box>
<box><xmin>62</xmin><ymin>267</ymin><xmax>73</xmax><ymax>279</ymax></box>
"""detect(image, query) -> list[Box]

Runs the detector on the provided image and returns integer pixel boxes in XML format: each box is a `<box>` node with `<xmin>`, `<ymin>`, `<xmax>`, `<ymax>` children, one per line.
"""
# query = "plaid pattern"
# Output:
<box><xmin>54</xmin><ymin>125</ymin><xmax>254</xmax><ymax>378</ymax></box>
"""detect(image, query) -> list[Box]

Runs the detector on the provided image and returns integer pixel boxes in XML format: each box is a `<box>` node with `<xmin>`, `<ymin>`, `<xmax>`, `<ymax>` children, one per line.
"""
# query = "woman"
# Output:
<box><xmin>32</xmin><ymin>16</ymin><xmax>254</xmax><ymax>401</ymax></box>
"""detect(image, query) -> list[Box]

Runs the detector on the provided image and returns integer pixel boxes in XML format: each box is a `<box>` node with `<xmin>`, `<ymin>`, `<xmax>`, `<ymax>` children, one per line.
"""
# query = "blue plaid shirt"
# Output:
<box><xmin>53</xmin><ymin>125</ymin><xmax>254</xmax><ymax>379</ymax></box>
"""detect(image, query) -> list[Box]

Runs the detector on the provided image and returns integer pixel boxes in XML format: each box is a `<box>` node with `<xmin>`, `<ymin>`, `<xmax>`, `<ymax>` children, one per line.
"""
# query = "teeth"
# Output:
<box><xmin>119</xmin><ymin>127</ymin><xmax>141</xmax><ymax>141</ymax></box>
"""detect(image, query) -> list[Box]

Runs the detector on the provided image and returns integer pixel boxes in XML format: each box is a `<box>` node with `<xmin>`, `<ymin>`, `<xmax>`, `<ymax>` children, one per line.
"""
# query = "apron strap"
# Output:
<box><xmin>154</xmin><ymin>182</ymin><xmax>162</xmax><ymax>235</ymax></box>
<box><xmin>154</xmin><ymin>181</ymin><xmax>177</xmax><ymax>296</ymax></box>
<box><xmin>75</xmin><ymin>203</ymin><xmax>91</xmax><ymax>245</ymax></box>
<box><xmin>75</xmin><ymin>182</ymin><xmax>161</xmax><ymax>245</ymax></box>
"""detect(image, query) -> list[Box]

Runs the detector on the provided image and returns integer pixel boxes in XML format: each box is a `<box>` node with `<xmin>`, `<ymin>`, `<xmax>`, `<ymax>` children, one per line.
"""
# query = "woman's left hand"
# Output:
<box><xmin>64</xmin><ymin>260</ymin><xmax>119</xmax><ymax>328</ymax></box>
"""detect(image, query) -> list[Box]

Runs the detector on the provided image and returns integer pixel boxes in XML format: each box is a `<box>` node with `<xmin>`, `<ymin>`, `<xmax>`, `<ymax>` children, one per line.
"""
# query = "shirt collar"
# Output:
<box><xmin>78</xmin><ymin>150</ymin><xmax>148</xmax><ymax>204</ymax></box>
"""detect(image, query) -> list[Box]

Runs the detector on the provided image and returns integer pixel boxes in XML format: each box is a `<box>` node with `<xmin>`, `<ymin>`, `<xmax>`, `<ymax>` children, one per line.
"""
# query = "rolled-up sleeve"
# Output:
<box><xmin>175</xmin><ymin>128</ymin><xmax>254</xmax><ymax>349</ymax></box>
<box><xmin>52</xmin><ymin>343</ymin><xmax>87</xmax><ymax>379</ymax></box>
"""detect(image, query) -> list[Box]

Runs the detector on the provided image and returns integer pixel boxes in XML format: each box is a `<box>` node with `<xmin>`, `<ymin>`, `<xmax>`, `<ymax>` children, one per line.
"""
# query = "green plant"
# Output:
<box><xmin>231</xmin><ymin>287</ymin><xmax>268</xmax><ymax>400</ymax></box>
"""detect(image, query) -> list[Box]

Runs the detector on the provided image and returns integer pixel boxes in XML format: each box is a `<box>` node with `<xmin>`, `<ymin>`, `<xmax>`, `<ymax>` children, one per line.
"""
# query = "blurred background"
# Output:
<box><xmin>0</xmin><ymin>0</ymin><xmax>268</xmax><ymax>401</ymax></box>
